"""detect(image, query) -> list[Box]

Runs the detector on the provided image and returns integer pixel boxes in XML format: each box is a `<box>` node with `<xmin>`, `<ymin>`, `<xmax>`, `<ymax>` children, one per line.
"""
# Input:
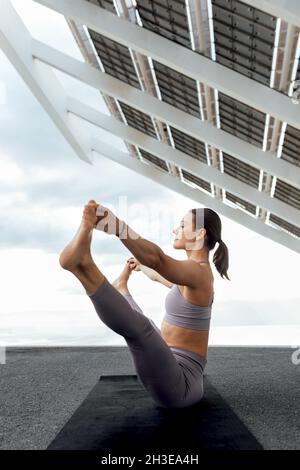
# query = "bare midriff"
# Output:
<box><xmin>160</xmin><ymin>320</ymin><xmax>209</xmax><ymax>357</ymax></box>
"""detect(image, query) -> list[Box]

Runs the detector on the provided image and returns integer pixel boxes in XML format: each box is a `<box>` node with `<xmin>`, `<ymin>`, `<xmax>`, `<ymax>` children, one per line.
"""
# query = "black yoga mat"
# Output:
<box><xmin>47</xmin><ymin>374</ymin><xmax>263</xmax><ymax>451</ymax></box>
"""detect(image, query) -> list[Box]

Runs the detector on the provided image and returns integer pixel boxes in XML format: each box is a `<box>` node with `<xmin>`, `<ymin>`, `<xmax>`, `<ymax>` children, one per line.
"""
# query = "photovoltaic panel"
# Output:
<box><xmin>211</xmin><ymin>0</ymin><xmax>277</xmax><ymax>86</ymax></box>
<box><xmin>296</xmin><ymin>60</ymin><xmax>300</xmax><ymax>82</ymax></box>
<box><xmin>225</xmin><ymin>191</ymin><xmax>257</xmax><ymax>215</ymax></box>
<box><xmin>273</xmin><ymin>179</ymin><xmax>300</xmax><ymax>211</ymax></box>
<box><xmin>153</xmin><ymin>61</ymin><xmax>200</xmax><ymax>118</ymax></box>
<box><xmin>218</xmin><ymin>92</ymin><xmax>266</xmax><ymax>148</ymax></box>
<box><xmin>85</xmin><ymin>0</ymin><xmax>116</xmax><ymax>15</ymax></box>
<box><xmin>139</xmin><ymin>148</ymin><xmax>169</xmax><ymax>172</ymax></box>
<box><xmin>182</xmin><ymin>170</ymin><xmax>212</xmax><ymax>193</ymax></box>
<box><xmin>76</xmin><ymin>0</ymin><xmax>300</xmax><ymax>245</ymax></box>
<box><xmin>269</xmin><ymin>213</ymin><xmax>300</xmax><ymax>238</ymax></box>
<box><xmin>281</xmin><ymin>125</ymin><xmax>300</xmax><ymax>168</ymax></box>
<box><xmin>118</xmin><ymin>101</ymin><xmax>157</xmax><ymax>138</ymax></box>
<box><xmin>136</xmin><ymin>0</ymin><xmax>191</xmax><ymax>49</ymax></box>
<box><xmin>223</xmin><ymin>152</ymin><xmax>260</xmax><ymax>188</ymax></box>
<box><xmin>170</xmin><ymin>126</ymin><xmax>207</xmax><ymax>163</ymax></box>
<box><xmin>88</xmin><ymin>31</ymin><xmax>141</xmax><ymax>89</ymax></box>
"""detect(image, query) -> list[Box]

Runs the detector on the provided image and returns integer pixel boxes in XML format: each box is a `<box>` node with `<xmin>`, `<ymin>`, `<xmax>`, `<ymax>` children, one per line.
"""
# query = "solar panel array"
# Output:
<box><xmin>83</xmin><ymin>0</ymin><xmax>299</xmax><ymax>240</ymax></box>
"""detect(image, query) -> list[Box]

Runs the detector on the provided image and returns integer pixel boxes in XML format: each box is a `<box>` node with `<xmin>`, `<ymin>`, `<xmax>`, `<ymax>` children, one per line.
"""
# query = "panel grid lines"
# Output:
<box><xmin>119</xmin><ymin>101</ymin><xmax>157</xmax><ymax>138</ymax></box>
<box><xmin>139</xmin><ymin>148</ymin><xmax>169</xmax><ymax>172</ymax></box>
<box><xmin>170</xmin><ymin>126</ymin><xmax>207</xmax><ymax>163</ymax></box>
<box><xmin>136</xmin><ymin>0</ymin><xmax>191</xmax><ymax>49</ymax></box>
<box><xmin>182</xmin><ymin>170</ymin><xmax>212</xmax><ymax>193</ymax></box>
<box><xmin>281</xmin><ymin>125</ymin><xmax>300</xmax><ymax>168</ymax></box>
<box><xmin>223</xmin><ymin>152</ymin><xmax>260</xmax><ymax>188</ymax></box>
<box><xmin>153</xmin><ymin>60</ymin><xmax>200</xmax><ymax>118</ymax></box>
<box><xmin>218</xmin><ymin>91</ymin><xmax>266</xmax><ymax>148</ymax></box>
<box><xmin>212</xmin><ymin>0</ymin><xmax>277</xmax><ymax>86</ymax></box>
<box><xmin>269</xmin><ymin>213</ymin><xmax>300</xmax><ymax>238</ymax></box>
<box><xmin>273</xmin><ymin>179</ymin><xmax>300</xmax><ymax>211</ymax></box>
<box><xmin>88</xmin><ymin>30</ymin><xmax>141</xmax><ymax>89</ymax></box>
<box><xmin>225</xmin><ymin>191</ymin><xmax>257</xmax><ymax>215</ymax></box>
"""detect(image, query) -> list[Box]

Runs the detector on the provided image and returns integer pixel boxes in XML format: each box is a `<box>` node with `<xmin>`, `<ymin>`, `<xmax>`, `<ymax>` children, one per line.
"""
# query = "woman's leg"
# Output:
<box><xmin>87</xmin><ymin>277</ymin><xmax>191</xmax><ymax>408</ymax></box>
<box><xmin>59</xmin><ymin>201</ymin><xmax>202</xmax><ymax>408</ymax></box>
<box><xmin>121</xmin><ymin>293</ymin><xmax>144</xmax><ymax>315</ymax></box>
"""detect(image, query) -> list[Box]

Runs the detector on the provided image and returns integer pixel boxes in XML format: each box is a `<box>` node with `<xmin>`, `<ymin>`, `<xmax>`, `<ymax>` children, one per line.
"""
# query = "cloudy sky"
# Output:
<box><xmin>1</xmin><ymin>0</ymin><xmax>300</xmax><ymax>348</ymax></box>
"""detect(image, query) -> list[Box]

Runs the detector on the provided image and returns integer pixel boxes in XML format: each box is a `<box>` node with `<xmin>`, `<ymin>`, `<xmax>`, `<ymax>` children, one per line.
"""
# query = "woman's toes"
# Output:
<box><xmin>82</xmin><ymin>204</ymin><xmax>98</xmax><ymax>229</ymax></box>
<box><xmin>87</xmin><ymin>199</ymin><xmax>97</xmax><ymax>207</ymax></box>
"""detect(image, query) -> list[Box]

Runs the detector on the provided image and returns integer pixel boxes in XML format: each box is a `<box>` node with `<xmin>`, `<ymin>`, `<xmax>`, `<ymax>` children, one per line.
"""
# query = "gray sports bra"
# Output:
<box><xmin>163</xmin><ymin>261</ymin><xmax>213</xmax><ymax>331</ymax></box>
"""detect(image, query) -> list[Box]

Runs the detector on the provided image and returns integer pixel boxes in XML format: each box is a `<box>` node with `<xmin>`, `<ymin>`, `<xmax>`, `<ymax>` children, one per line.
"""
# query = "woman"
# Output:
<box><xmin>59</xmin><ymin>200</ymin><xmax>230</xmax><ymax>409</ymax></box>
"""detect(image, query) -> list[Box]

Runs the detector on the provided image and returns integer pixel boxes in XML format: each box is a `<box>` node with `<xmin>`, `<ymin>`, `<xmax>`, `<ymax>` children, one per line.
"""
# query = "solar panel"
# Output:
<box><xmin>85</xmin><ymin>0</ymin><xmax>116</xmax><ymax>15</ymax></box>
<box><xmin>269</xmin><ymin>213</ymin><xmax>300</xmax><ymax>238</ymax></box>
<box><xmin>218</xmin><ymin>91</ymin><xmax>266</xmax><ymax>148</ymax></box>
<box><xmin>222</xmin><ymin>152</ymin><xmax>260</xmax><ymax>188</ymax></box>
<box><xmin>139</xmin><ymin>148</ymin><xmax>169</xmax><ymax>172</ymax></box>
<box><xmin>296</xmin><ymin>60</ymin><xmax>300</xmax><ymax>82</ymax></box>
<box><xmin>182</xmin><ymin>170</ymin><xmax>212</xmax><ymax>193</ymax></box>
<box><xmin>25</xmin><ymin>0</ymin><xmax>300</xmax><ymax>249</ymax></box>
<box><xmin>119</xmin><ymin>101</ymin><xmax>157</xmax><ymax>138</ymax></box>
<box><xmin>212</xmin><ymin>0</ymin><xmax>277</xmax><ymax>86</ymax></box>
<box><xmin>136</xmin><ymin>0</ymin><xmax>191</xmax><ymax>49</ymax></box>
<box><xmin>281</xmin><ymin>124</ymin><xmax>300</xmax><ymax>168</ymax></box>
<box><xmin>152</xmin><ymin>60</ymin><xmax>201</xmax><ymax>118</ymax></box>
<box><xmin>225</xmin><ymin>191</ymin><xmax>257</xmax><ymax>215</ymax></box>
<box><xmin>273</xmin><ymin>179</ymin><xmax>300</xmax><ymax>211</ymax></box>
<box><xmin>170</xmin><ymin>126</ymin><xmax>207</xmax><ymax>163</ymax></box>
<box><xmin>88</xmin><ymin>31</ymin><xmax>141</xmax><ymax>89</ymax></box>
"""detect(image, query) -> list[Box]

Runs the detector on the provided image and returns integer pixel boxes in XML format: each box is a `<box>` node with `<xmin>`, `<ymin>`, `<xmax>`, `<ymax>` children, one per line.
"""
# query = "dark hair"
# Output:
<box><xmin>190</xmin><ymin>208</ymin><xmax>230</xmax><ymax>280</ymax></box>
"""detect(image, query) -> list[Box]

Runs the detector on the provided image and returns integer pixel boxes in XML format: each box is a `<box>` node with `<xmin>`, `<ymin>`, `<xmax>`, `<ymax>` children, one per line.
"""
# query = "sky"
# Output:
<box><xmin>1</xmin><ymin>0</ymin><xmax>300</xmax><ymax>349</ymax></box>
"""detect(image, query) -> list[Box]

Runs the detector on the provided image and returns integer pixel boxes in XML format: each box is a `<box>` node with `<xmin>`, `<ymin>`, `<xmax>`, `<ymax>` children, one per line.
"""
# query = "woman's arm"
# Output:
<box><xmin>95</xmin><ymin>205</ymin><xmax>160</xmax><ymax>268</ymax></box>
<box><xmin>95</xmin><ymin>205</ymin><xmax>204</xmax><ymax>288</ymax></box>
<box><xmin>116</xmin><ymin>218</ymin><xmax>161</xmax><ymax>269</ymax></box>
<box><xmin>138</xmin><ymin>264</ymin><xmax>174</xmax><ymax>289</ymax></box>
<box><xmin>117</xmin><ymin>220</ymin><xmax>204</xmax><ymax>288</ymax></box>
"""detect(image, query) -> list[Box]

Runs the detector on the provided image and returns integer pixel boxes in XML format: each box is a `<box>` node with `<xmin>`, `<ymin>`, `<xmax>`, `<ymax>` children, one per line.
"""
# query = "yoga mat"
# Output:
<box><xmin>47</xmin><ymin>374</ymin><xmax>263</xmax><ymax>451</ymax></box>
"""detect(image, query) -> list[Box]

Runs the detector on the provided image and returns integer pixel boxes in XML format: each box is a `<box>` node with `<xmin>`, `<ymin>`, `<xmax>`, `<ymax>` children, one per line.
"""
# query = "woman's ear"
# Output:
<box><xmin>196</xmin><ymin>228</ymin><xmax>205</xmax><ymax>241</ymax></box>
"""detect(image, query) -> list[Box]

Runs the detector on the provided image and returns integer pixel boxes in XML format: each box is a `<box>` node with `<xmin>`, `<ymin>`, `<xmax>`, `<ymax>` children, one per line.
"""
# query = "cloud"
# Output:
<box><xmin>1</xmin><ymin>1</ymin><xmax>300</xmax><ymax>348</ymax></box>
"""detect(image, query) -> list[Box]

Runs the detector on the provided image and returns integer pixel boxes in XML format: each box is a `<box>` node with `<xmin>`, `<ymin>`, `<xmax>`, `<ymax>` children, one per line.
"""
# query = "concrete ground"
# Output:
<box><xmin>0</xmin><ymin>346</ymin><xmax>299</xmax><ymax>450</ymax></box>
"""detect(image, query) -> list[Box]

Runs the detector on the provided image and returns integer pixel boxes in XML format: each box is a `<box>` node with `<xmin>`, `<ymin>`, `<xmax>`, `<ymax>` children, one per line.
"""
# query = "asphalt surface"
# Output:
<box><xmin>0</xmin><ymin>346</ymin><xmax>299</xmax><ymax>449</ymax></box>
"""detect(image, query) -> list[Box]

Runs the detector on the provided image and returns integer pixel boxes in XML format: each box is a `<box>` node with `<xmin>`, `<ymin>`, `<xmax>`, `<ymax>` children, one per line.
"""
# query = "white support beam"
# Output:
<box><xmin>243</xmin><ymin>0</ymin><xmax>300</xmax><ymax>28</ymax></box>
<box><xmin>32</xmin><ymin>39</ymin><xmax>300</xmax><ymax>190</ymax></box>
<box><xmin>1</xmin><ymin>0</ymin><xmax>299</xmax><ymax>253</ymax></box>
<box><xmin>91</xmin><ymin>138</ymin><xmax>300</xmax><ymax>254</ymax></box>
<box><xmin>33</xmin><ymin>0</ymin><xmax>300</xmax><ymax>129</ymax></box>
<box><xmin>67</xmin><ymin>96</ymin><xmax>300</xmax><ymax>227</ymax></box>
<box><xmin>0</xmin><ymin>0</ymin><xmax>92</xmax><ymax>164</ymax></box>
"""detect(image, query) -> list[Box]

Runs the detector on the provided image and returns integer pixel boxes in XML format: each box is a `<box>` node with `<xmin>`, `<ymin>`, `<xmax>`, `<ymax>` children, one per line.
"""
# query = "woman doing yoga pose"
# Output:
<box><xmin>59</xmin><ymin>200</ymin><xmax>230</xmax><ymax>409</ymax></box>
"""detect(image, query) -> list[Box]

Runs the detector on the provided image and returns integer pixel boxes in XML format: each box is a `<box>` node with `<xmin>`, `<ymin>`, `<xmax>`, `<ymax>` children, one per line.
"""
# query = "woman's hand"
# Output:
<box><xmin>94</xmin><ymin>204</ymin><xmax>121</xmax><ymax>235</ymax></box>
<box><xmin>126</xmin><ymin>257</ymin><xmax>141</xmax><ymax>271</ymax></box>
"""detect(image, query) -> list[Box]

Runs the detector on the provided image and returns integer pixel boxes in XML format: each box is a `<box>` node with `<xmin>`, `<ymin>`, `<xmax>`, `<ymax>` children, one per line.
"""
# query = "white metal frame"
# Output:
<box><xmin>91</xmin><ymin>138</ymin><xmax>300</xmax><ymax>253</ymax></box>
<box><xmin>33</xmin><ymin>0</ymin><xmax>300</xmax><ymax>129</ymax></box>
<box><xmin>67</xmin><ymin>96</ymin><xmax>300</xmax><ymax>226</ymax></box>
<box><xmin>31</xmin><ymin>39</ymin><xmax>300</xmax><ymax>189</ymax></box>
<box><xmin>0</xmin><ymin>0</ymin><xmax>299</xmax><ymax>254</ymax></box>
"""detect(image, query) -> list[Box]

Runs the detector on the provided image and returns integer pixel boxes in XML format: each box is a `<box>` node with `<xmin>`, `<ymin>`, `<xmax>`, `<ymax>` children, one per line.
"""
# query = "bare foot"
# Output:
<box><xmin>59</xmin><ymin>200</ymin><xmax>98</xmax><ymax>271</ymax></box>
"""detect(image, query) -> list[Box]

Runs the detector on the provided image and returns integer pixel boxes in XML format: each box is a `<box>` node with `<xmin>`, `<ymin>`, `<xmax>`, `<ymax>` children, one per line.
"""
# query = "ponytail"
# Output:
<box><xmin>213</xmin><ymin>239</ymin><xmax>230</xmax><ymax>280</ymax></box>
<box><xmin>190</xmin><ymin>207</ymin><xmax>230</xmax><ymax>280</ymax></box>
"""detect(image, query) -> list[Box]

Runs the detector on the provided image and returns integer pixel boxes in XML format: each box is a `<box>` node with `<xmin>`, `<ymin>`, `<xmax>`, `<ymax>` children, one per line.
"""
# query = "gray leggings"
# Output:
<box><xmin>88</xmin><ymin>277</ymin><xmax>207</xmax><ymax>409</ymax></box>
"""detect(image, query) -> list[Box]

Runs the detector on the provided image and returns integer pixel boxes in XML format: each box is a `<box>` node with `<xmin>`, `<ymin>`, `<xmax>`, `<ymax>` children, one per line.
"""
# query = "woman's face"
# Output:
<box><xmin>172</xmin><ymin>212</ymin><xmax>205</xmax><ymax>250</ymax></box>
